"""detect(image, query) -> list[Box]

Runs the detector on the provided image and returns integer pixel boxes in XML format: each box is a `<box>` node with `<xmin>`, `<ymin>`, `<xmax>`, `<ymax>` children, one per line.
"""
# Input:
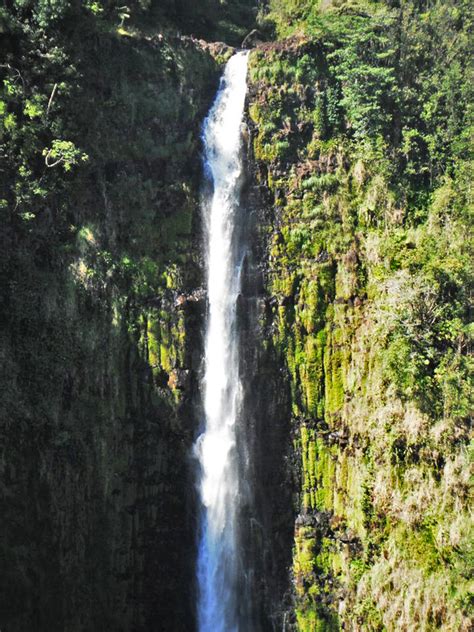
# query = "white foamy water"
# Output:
<box><xmin>195</xmin><ymin>51</ymin><xmax>249</xmax><ymax>632</ymax></box>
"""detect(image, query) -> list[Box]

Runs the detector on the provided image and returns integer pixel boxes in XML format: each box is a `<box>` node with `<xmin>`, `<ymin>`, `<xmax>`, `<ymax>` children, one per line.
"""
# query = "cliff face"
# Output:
<box><xmin>235</xmin><ymin>145</ymin><xmax>295</xmax><ymax>630</ymax></box>
<box><xmin>246</xmin><ymin>1</ymin><xmax>473</xmax><ymax>629</ymax></box>
<box><xmin>0</xmin><ymin>5</ymin><xmax>221</xmax><ymax>630</ymax></box>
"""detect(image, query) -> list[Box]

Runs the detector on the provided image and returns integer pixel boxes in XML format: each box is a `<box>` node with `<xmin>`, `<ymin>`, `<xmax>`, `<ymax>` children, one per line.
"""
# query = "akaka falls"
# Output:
<box><xmin>194</xmin><ymin>51</ymin><xmax>250</xmax><ymax>632</ymax></box>
<box><xmin>2</xmin><ymin>4</ymin><xmax>471</xmax><ymax>632</ymax></box>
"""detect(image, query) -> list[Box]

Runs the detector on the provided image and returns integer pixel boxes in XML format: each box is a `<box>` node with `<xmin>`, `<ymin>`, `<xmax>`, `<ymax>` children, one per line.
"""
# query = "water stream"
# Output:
<box><xmin>194</xmin><ymin>51</ymin><xmax>250</xmax><ymax>632</ymax></box>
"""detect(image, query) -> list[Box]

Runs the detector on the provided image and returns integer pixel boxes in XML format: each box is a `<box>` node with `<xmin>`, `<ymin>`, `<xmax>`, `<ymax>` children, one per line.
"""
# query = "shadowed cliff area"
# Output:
<box><xmin>0</xmin><ymin>2</ymin><xmax>224</xmax><ymax>630</ymax></box>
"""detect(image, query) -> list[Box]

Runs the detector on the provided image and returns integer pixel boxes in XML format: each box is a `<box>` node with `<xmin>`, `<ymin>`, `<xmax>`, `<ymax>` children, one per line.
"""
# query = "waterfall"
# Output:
<box><xmin>195</xmin><ymin>51</ymin><xmax>250</xmax><ymax>632</ymax></box>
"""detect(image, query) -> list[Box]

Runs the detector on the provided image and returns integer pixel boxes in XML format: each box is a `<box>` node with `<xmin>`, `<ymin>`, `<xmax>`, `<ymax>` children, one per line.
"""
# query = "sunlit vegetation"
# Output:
<box><xmin>249</xmin><ymin>0</ymin><xmax>473</xmax><ymax>629</ymax></box>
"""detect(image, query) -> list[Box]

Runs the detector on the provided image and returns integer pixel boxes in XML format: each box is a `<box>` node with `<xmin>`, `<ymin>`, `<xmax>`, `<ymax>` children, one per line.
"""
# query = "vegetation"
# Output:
<box><xmin>249</xmin><ymin>0</ymin><xmax>473</xmax><ymax>629</ymax></box>
<box><xmin>0</xmin><ymin>3</ymin><xmax>223</xmax><ymax>629</ymax></box>
<box><xmin>0</xmin><ymin>0</ymin><xmax>472</xmax><ymax>630</ymax></box>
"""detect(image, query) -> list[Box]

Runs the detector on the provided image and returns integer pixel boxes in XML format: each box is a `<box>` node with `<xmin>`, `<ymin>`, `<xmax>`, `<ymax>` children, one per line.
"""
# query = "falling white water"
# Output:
<box><xmin>195</xmin><ymin>51</ymin><xmax>249</xmax><ymax>632</ymax></box>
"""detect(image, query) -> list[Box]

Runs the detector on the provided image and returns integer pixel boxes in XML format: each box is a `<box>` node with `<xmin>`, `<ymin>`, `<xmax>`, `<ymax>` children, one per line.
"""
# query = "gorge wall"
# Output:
<box><xmin>0</xmin><ymin>1</ymin><xmax>472</xmax><ymax>631</ymax></box>
<box><xmin>0</xmin><ymin>3</ymin><xmax>225</xmax><ymax>630</ymax></box>
<box><xmin>245</xmin><ymin>1</ymin><xmax>473</xmax><ymax>630</ymax></box>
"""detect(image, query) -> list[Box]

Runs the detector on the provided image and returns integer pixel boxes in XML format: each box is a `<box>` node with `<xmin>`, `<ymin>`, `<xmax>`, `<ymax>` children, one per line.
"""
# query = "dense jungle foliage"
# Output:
<box><xmin>249</xmin><ymin>0</ymin><xmax>473</xmax><ymax>629</ymax></box>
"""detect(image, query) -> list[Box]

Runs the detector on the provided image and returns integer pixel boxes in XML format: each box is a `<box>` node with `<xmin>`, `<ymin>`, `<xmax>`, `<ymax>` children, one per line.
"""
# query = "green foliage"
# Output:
<box><xmin>250</xmin><ymin>1</ymin><xmax>473</xmax><ymax>629</ymax></box>
<box><xmin>43</xmin><ymin>139</ymin><xmax>88</xmax><ymax>170</ymax></box>
<box><xmin>323</xmin><ymin>12</ymin><xmax>398</xmax><ymax>140</ymax></box>
<box><xmin>0</xmin><ymin>3</ymin><xmax>219</xmax><ymax>629</ymax></box>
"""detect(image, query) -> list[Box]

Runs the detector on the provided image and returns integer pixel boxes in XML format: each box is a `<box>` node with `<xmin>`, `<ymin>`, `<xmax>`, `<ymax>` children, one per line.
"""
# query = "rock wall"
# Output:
<box><xmin>237</xmin><ymin>141</ymin><xmax>295</xmax><ymax>630</ymax></box>
<box><xmin>0</xmin><ymin>6</ymin><xmax>220</xmax><ymax>630</ymax></box>
<box><xmin>245</xmin><ymin>4</ymin><xmax>472</xmax><ymax>627</ymax></box>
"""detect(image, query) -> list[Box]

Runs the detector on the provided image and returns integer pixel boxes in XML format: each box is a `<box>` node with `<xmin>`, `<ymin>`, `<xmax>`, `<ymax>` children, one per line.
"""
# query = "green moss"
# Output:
<box><xmin>324</xmin><ymin>329</ymin><xmax>345</xmax><ymax>418</ymax></box>
<box><xmin>301</xmin><ymin>426</ymin><xmax>317</xmax><ymax>509</ymax></box>
<box><xmin>316</xmin><ymin>440</ymin><xmax>337</xmax><ymax>511</ymax></box>
<box><xmin>392</xmin><ymin>521</ymin><xmax>443</xmax><ymax>575</ymax></box>
<box><xmin>294</xmin><ymin>523</ymin><xmax>340</xmax><ymax>631</ymax></box>
<box><xmin>300</xmin><ymin>332</ymin><xmax>325</xmax><ymax>418</ymax></box>
<box><xmin>249</xmin><ymin>5</ymin><xmax>473</xmax><ymax>628</ymax></box>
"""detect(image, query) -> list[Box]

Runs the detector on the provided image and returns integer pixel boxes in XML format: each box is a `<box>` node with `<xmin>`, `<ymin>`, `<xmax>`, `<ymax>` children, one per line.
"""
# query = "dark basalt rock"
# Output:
<box><xmin>231</xmin><ymin>114</ymin><xmax>295</xmax><ymax>632</ymax></box>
